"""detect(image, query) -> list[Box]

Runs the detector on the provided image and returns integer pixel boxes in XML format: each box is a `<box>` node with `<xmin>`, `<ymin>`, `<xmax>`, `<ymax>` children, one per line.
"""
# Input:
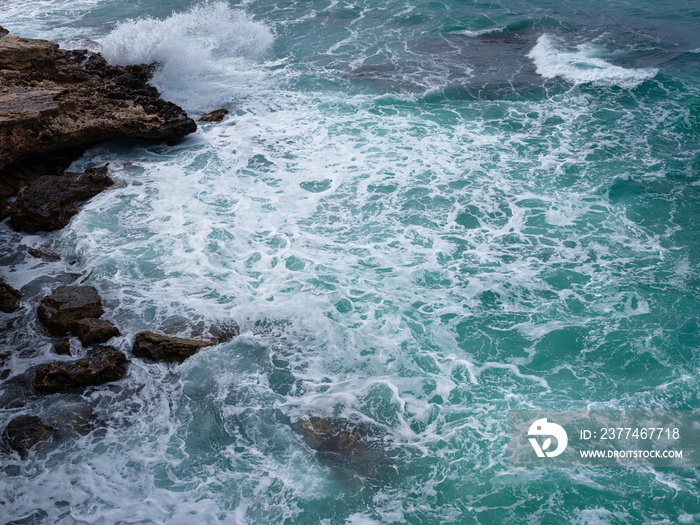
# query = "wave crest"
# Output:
<box><xmin>527</xmin><ymin>34</ymin><xmax>658</xmax><ymax>89</ymax></box>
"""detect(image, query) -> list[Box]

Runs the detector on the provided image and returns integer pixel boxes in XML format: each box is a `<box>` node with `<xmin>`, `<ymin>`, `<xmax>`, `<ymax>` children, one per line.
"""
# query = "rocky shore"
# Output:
<box><xmin>0</xmin><ymin>27</ymin><xmax>214</xmax><ymax>456</ymax></box>
<box><xmin>0</xmin><ymin>27</ymin><xmax>375</xmax><ymax>461</ymax></box>
<box><xmin>0</xmin><ymin>26</ymin><xmax>196</xmax><ymax>208</ymax></box>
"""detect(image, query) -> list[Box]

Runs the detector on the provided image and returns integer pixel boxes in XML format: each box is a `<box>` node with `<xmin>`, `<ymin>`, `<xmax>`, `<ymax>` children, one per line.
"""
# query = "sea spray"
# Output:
<box><xmin>101</xmin><ymin>1</ymin><xmax>274</xmax><ymax>111</ymax></box>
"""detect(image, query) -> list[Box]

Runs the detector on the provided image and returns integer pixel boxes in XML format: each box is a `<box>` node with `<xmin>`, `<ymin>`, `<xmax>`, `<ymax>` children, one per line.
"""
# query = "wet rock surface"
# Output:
<box><xmin>53</xmin><ymin>337</ymin><xmax>71</xmax><ymax>355</ymax></box>
<box><xmin>34</xmin><ymin>347</ymin><xmax>128</xmax><ymax>394</ymax></box>
<box><xmin>27</xmin><ymin>248</ymin><xmax>61</xmax><ymax>261</ymax></box>
<box><xmin>132</xmin><ymin>331</ymin><xmax>213</xmax><ymax>363</ymax></box>
<box><xmin>72</xmin><ymin>318</ymin><xmax>120</xmax><ymax>346</ymax></box>
<box><xmin>3</xmin><ymin>415</ymin><xmax>56</xmax><ymax>455</ymax></box>
<box><xmin>0</xmin><ymin>28</ymin><xmax>196</xmax><ymax>182</ymax></box>
<box><xmin>9</xmin><ymin>166</ymin><xmax>113</xmax><ymax>232</ymax></box>
<box><xmin>0</xmin><ymin>279</ymin><xmax>21</xmax><ymax>313</ymax></box>
<box><xmin>38</xmin><ymin>285</ymin><xmax>103</xmax><ymax>335</ymax></box>
<box><xmin>199</xmin><ymin>108</ymin><xmax>229</xmax><ymax>122</ymax></box>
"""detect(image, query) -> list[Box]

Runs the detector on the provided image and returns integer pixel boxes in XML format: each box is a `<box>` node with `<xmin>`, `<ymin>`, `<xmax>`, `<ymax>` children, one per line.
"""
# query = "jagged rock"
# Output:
<box><xmin>3</xmin><ymin>415</ymin><xmax>56</xmax><ymax>455</ymax></box>
<box><xmin>0</xmin><ymin>29</ymin><xmax>196</xmax><ymax>197</ymax></box>
<box><xmin>34</xmin><ymin>347</ymin><xmax>128</xmax><ymax>393</ymax></box>
<box><xmin>9</xmin><ymin>166</ymin><xmax>113</xmax><ymax>232</ymax></box>
<box><xmin>299</xmin><ymin>417</ymin><xmax>377</xmax><ymax>455</ymax></box>
<box><xmin>207</xmin><ymin>321</ymin><xmax>240</xmax><ymax>344</ymax></box>
<box><xmin>72</xmin><ymin>318</ymin><xmax>120</xmax><ymax>345</ymax></box>
<box><xmin>199</xmin><ymin>108</ymin><xmax>229</xmax><ymax>122</ymax></box>
<box><xmin>28</xmin><ymin>248</ymin><xmax>61</xmax><ymax>261</ymax></box>
<box><xmin>0</xmin><ymin>279</ymin><xmax>21</xmax><ymax>313</ymax></box>
<box><xmin>53</xmin><ymin>337</ymin><xmax>71</xmax><ymax>355</ymax></box>
<box><xmin>132</xmin><ymin>331</ymin><xmax>213</xmax><ymax>363</ymax></box>
<box><xmin>38</xmin><ymin>285</ymin><xmax>103</xmax><ymax>335</ymax></box>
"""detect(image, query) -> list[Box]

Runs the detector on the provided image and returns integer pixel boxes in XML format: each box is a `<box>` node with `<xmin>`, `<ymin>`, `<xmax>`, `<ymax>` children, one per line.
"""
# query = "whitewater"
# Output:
<box><xmin>1</xmin><ymin>0</ymin><xmax>700</xmax><ymax>523</ymax></box>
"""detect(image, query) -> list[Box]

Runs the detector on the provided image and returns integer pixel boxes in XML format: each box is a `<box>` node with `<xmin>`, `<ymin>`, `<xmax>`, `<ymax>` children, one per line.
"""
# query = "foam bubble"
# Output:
<box><xmin>527</xmin><ymin>34</ymin><xmax>658</xmax><ymax>88</ymax></box>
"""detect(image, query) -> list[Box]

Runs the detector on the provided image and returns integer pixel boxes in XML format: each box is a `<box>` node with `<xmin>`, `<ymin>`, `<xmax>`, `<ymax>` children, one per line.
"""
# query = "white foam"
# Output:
<box><xmin>455</xmin><ymin>26</ymin><xmax>506</xmax><ymax>38</ymax></box>
<box><xmin>527</xmin><ymin>34</ymin><xmax>658</xmax><ymax>88</ymax></box>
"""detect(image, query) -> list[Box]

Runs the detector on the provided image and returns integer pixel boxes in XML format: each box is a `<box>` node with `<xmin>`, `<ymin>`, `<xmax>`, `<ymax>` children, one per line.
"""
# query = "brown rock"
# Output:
<box><xmin>28</xmin><ymin>248</ymin><xmax>61</xmax><ymax>261</ymax></box>
<box><xmin>199</xmin><ymin>108</ymin><xmax>229</xmax><ymax>122</ymax></box>
<box><xmin>299</xmin><ymin>417</ymin><xmax>369</xmax><ymax>455</ymax></box>
<box><xmin>9</xmin><ymin>166</ymin><xmax>113</xmax><ymax>232</ymax></box>
<box><xmin>0</xmin><ymin>31</ymin><xmax>196</xmax><ymax>190</ymax></box>
<box><xmin>53</xmin><ymin>337</ymin><xmax>71</xmax><ymax>355</ymax></box>
<box><xmin>37</xmin><ymin>285</ymin><xmax>103</xmax><ymax>335</ymax></box>
<box><xmin>3</xmin><ymin>415</ymin><xmax>56</xmax><ymax>455</ymax></box>
<box><xmin>35</xmin><ymin>347</ymin><xmax>128</xmax><ymax>393</ymax></box>
<box><xmin>132</xmin><ymin>331</ymin><xmax>213</xmax><ymax>363</ymax></box>
<box><xmin>72</xmin><ymin>317</ymin><xmax>120</xmax><ymax>345</ymax></box>
<box><xmin>0</xmin><ymin>279</ymin><xmax>21</xmax><ymax>313</ymax></box>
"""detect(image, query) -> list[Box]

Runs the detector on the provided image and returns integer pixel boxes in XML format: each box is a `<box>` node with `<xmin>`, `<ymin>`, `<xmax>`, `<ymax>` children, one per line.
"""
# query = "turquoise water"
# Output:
<box><xmin>1</xmin><ymin>0</ymin><xmax>700</xmax><ymax>523</ymax></box>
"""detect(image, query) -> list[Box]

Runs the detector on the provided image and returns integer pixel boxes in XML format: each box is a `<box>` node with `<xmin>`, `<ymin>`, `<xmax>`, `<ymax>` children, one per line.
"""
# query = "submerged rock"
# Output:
<box><xmin>38</xmin><ymin>285</ymin><xmax>103</xmax><ymax>335</ymax></box>
<box><xmin>34</xmin><ymin>347</ymin><xmax>128</xmax><ymax>394</ymax></box>
<box><xmin>0</xmin><ymin>279</ymin><xmax>21</xmax><ymax>313</ymax></box>
<box><xmin>199</xmin><ymin>108</ymin><xmax>229</xmax><ymax>122</ymax></box>
<box><xmin>3</xmin><ymin>415</ymin><xmax>56</xmax><ymax>456</ymax></box>
<box><xmin>132</xmin><ymin>331</ymin><xmax>213</xmax><ymax>363</ymax></box>
<box><xmin>9</xmin><ymin>166</ymin><xmax>113</xmax><ymax>232</ymax></box>
<box><xmin>0</xmin><ymin>30</ymin><xmax>196</xmax><ymax>180</ymax></box>
<box><xmin>299</xmin><ymin>417</ymin><xmax>379</xmax><ymax>455</ymax></box>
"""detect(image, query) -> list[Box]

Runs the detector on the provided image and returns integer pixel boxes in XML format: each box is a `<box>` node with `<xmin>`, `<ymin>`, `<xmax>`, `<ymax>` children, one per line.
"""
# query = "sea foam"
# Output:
<box><xmin>527</xmin><ymin>34</ymin><xmax>658</xmax><ymax>89</ymax></box>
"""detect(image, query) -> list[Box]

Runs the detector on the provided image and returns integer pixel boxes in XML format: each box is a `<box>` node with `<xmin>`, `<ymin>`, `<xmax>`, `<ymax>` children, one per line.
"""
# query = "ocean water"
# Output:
<box><xmin>1</xmin><ymin>0</ymin><xmax>700</xmax><ymax>523</ymax></box>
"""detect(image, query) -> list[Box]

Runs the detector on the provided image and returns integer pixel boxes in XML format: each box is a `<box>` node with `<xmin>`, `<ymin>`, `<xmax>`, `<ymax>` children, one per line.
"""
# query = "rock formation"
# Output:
<box><xmin>132</xmin><ymin>331</ymin><xmax>213</xmax><ymax>363</ymax></box>
<box><xmin>199</xmin><ymin>108</ymin><xmax>229</xmax><ymax>122</ymax></box>
<box><xmin>0</xmin><ymin>26</ymin><xmax>196</xmax><ymax>204</ymax></box>
<box><xmin>0</xmin><ymin>279</ymin><xmax>21</xmax><ymax>313</ymax></box>
<box><xmin>38</xmin><ymin>285</ymin><xmax>120</xmax><ymax>345</ymax></box>
<box><xmin>9</xmin><ymin>165</ymin><xmax>113</xmax><ymax>232</ymax></box>
<box><xmin>34</xmin><ymin>347</ymin><xmax>128</xmax><ymax>393</ymax></box>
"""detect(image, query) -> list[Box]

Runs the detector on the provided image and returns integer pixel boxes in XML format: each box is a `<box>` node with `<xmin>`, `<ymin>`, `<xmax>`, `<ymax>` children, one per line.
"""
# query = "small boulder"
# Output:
<box><xmin>0</xmin><ymin>279</ymin><xmax>21</xmax><ymax>313</ymax></box>
<box><xmin>72</xmin><ymin>318</ymin><xmax>120</xmax><ymax>345</ymax></box>
<box><xmin>37</xmin><ymin>285</ymin><xmax>103</xmax><ymax>335</ymax></box>
<box><xmin>132</xmin><ymin>331</ymin><xmax>213</xmax><ymax>363</ymax></box>
<box><xmin>53</xmin><ymin>338</ymin><xmax>71</xmax><ymax>356</ymax></box>
<box><xmin>9</xmin><ymin>166</ymin><xmax>113</xmax><ymax>233</ymax></box>
<box><xmin>3</xmin><ymin>415</ymin><xmax>56</xmax><ymax>455</ymax></box>
<box><xmin>199</xmin><ymin>108</ymin><xmax>229</xmax><ymax>122</ymax></box>
<box><xmin>35</xmin><ymin>347</ymin><xmax>128</xmax><ymax>394</ymax></box>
